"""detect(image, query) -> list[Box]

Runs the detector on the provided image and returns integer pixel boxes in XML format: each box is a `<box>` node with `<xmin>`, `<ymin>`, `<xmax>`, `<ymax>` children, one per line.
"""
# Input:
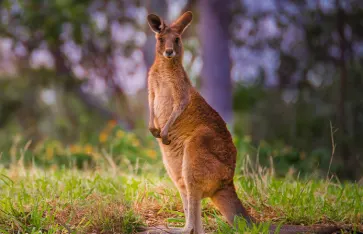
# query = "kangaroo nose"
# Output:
<box><xmin>165</xmin><ymin>49</ymin><xmax>173</xmax><ymax>56</ymax></box>
<box><xmin>164</xmin><ymin>49</ymin><xmax>175</xmax><ymax>58</ymax></box>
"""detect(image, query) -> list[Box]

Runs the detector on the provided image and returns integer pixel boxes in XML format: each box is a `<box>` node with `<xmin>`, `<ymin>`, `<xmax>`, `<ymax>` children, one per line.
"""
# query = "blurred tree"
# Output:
<box><xmin>230</xmin><ymin>0</ymin><xmax>363</xmax><ymax>179</ymax></box>
<box><xmin>0</xmin><ymin>0</ymin><xmax>147</xmax><ymax>143</ymax></box>
<box><xmin>0</xmin><ymin>0</ymin><xmax>362</xmax><ymax>179</ymax></box>
<box><xmin>198</xmin><ymin>0</ymin><xmax>233</xmax><ymax>124</ymax></box>
<box><xmin>289</xmin><ymin>0</ymin><xmax>363</xmax><ymax>179</ymax></box>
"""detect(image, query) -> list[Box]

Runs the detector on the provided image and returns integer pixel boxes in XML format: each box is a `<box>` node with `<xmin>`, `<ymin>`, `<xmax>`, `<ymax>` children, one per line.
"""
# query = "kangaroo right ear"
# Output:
<box><xmin>147</xmin><ymin>14</ymin><xmax>165</xmax><ymax>34</ymax></box>
<box><xmin>171</xmin><ymin>11</ymin><xmax>193</xmax><ymax>34</ymax></box>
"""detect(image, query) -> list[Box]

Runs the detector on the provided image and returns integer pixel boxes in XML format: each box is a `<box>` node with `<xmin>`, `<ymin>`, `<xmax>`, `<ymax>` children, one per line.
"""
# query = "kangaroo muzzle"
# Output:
<box><xmin>163</xmin><ymin>48</ymin><xmax>175</xmax><ymax>58</ymax></box>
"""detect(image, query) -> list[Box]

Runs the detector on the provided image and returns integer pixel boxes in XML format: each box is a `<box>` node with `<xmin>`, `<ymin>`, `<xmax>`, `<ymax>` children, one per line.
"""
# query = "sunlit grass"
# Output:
<box><xmin>0</xmin><ymin>168</ymin><xmax>144</xmax><ymax>233</ymax></box>
<box><xmin>0</xmin><ymin>164</ymin><xmax>362</xmax><ymax>234</ymax></box>
<box><xmin>0</xmin><ymin>123</ymin><xmax>362</xmax><ymax>233</ymax></box>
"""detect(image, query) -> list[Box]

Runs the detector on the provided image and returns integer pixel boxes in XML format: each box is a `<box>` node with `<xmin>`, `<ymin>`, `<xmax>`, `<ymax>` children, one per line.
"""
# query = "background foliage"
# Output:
<box><xmin>0</xmin><ymin>0</ymin><xmax>363</xmax><ymax>180</ymax></box>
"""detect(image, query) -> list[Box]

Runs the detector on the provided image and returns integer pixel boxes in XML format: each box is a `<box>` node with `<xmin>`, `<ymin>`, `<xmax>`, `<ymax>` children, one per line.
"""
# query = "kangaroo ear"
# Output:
<box><xmin>147</xmin><ymin>14</ymin><xmax>165</xmax><ymax>34</ymax></box>
<box><xmin>172</xmin><ymin>11</ymin><xmax>193</xmax><ymax>34</ymax></box>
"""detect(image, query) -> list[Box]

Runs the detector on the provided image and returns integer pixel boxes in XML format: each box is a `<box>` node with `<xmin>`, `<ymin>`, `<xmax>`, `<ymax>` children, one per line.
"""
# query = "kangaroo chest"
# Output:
<box><xmin>152</xmin><ymin>78</ymin><xmax>174</xmax><ymax>127</ymax></box>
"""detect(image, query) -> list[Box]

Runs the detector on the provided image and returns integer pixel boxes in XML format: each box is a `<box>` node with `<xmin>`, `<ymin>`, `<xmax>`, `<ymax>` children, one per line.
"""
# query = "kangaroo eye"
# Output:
<box><xmin>175</xmin><ymin>37</ymin><xmax>180</xmax><ymax>43</ymax></box>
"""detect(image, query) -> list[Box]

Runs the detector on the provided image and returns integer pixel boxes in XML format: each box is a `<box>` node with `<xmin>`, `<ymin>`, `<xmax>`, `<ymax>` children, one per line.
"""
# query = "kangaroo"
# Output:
<box><xmin>146</xmin><ymin>11</ymin><xmax>342</xmax><ymax>234</ymax></box>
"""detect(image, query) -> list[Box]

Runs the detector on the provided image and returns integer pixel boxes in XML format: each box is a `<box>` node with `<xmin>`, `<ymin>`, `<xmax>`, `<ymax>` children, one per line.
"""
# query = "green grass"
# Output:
<box><xmin>0</xmin><ymin>168</ymin><xmax>145</xmax><ymax>234</ymax></box>
<box><xmin>0</xmin><ymin>164</ymin><xmax>362</xmax><ymax>234</ymax></box>
<box><xmin>0</xmin><ymin>127</ymin><xmax>362</xmax><ymax>233</ymax></box>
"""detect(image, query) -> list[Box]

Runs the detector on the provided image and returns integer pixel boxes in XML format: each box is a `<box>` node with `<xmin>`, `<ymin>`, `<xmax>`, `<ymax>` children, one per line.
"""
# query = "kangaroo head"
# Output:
<box><xmin>147</xmin><ymin>11</ymin><xmax>193</xmax><ymax>60</ymax></box>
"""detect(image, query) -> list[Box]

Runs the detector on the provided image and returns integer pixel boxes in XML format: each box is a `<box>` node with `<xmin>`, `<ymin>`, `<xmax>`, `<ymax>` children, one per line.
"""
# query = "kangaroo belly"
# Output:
<box><xmin>159</xmin><ymin>141</ymin><xmax>185</xmax><ymax>187</ymax></box>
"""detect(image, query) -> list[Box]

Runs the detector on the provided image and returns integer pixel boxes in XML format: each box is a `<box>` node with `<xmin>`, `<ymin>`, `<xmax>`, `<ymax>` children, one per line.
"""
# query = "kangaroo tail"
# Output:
<box><xmin>211</xmin><ymin>183</ymin><xmax>343</xmax><ymax>234</ymax></box>
<box><xmin>210</xmin><ymin>183</ymin><xmax>255</xmax><ymax>225</ymax></box>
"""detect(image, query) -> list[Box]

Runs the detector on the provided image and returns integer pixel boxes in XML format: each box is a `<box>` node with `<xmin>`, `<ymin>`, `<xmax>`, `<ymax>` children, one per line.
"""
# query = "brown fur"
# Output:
<box><xmin>147</xmin><ymin>11</ymin><xmax>341</xmax><ymax>234</ymax></box>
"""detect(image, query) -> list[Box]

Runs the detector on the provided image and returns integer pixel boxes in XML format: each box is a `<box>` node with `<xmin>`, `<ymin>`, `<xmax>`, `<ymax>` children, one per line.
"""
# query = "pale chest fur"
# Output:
<box><xmin>149</xmin><ymin>73</ymin><xmax>185</xmax><ymax>184</ymax></box>
<box><xmin>149</xmin><ymin>70</ymin><xmax>178</xmax><ymax>128</ymax></box>
<box><xmin>153</xmin><ymin>81</ymin><xmax>173</xmax><ymax>127</ymax></box>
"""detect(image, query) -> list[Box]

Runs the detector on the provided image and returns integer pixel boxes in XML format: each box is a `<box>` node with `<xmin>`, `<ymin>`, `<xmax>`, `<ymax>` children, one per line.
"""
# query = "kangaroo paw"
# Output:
<box><xmin>149</xmin><ymin>127</ymin><xmax>161</xmax><ymax>138</ymax></box>
<box><xmin>162</xmin><ymin>136</ymin><xmax>171</xmax><ymax>145</ymax></box>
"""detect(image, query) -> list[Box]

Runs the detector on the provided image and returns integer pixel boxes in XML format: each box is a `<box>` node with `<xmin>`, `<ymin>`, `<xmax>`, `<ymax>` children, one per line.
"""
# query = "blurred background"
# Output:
<box><xmin>0</xmin><ymin>0</ymin><xmax>362</xmax><ymax>180</ymax></box>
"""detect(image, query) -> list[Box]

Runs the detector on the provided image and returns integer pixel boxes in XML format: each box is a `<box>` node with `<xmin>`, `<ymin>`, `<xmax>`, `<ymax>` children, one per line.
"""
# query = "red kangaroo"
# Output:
<box><xmin>146</xmin><ymin>11</ymin><xmax>342</xmax><ymax>234</ymax></box>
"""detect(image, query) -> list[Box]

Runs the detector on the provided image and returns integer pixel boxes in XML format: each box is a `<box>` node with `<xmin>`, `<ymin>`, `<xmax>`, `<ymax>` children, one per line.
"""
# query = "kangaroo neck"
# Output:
<box><xmin>154</xmin><ymin>54</ymin><xmax>184</xmax><ymax>72</ymax></box>
<box><xmin>152</xmin><ymin>54</ymin><xmax>192</xmax><ymax>85</ymax></box>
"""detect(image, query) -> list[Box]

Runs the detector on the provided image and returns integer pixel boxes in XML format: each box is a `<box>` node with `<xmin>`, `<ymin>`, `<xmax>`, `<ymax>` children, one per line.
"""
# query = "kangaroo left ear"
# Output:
<box><xmin>147</xmin><ymin>13</ymin><xmax>165</xmax><ymax>34</ymax></box>
<box><xmin>171</xmin><ymin>11</ymin><xmax>193</xmax><ymax>35</ymax></box>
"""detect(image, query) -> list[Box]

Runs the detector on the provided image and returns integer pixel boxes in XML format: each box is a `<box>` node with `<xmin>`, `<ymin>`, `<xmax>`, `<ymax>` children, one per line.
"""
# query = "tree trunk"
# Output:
<box><xmin>198</xmin><ymin>0</ymin><xmax>233</xmax><ymax>124</ymax></box>
<box><xmin>336</xmin><ymin>0</ymin><xmax>357</xmax><ymax>179</ymax></box>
